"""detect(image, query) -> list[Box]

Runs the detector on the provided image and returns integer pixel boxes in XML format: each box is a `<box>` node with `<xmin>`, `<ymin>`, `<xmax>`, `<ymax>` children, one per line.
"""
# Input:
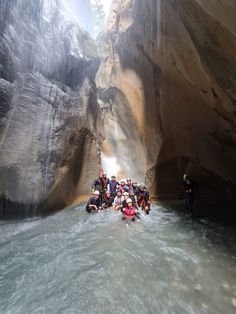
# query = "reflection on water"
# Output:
<box><xmin>0</xmin><ymin>205</ymin><xmax>236</xmax><ymax>314</ymax></box>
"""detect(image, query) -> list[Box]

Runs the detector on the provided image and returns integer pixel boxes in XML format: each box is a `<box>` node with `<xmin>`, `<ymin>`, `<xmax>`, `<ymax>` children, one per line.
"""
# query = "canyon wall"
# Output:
<box><xmin>97</xmin><ymin>0</ymin><xmax>236</xmax><ymax>204</ymax></box>
<box><xmin>1</xmin><ymin>0</ymin><xmax>236</xmax><ymax>218</ymax></box>
<box><xmin>0</xmin><ymin>0</ymin><xmax>103</xmax><ymax>217</ymax></box>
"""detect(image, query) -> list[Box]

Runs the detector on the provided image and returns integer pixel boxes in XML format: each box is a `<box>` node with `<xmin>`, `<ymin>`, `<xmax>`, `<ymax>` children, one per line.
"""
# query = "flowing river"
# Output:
<box><xmin>0</xmin><ymin>204</ymin><xmax>236</xmax><ymax>314</ymax></box>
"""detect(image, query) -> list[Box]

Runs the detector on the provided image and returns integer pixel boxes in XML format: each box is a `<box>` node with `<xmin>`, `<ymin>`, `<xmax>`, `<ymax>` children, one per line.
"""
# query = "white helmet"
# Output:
<box><xmin>93</xmin><ymin>190</ymin><xmax>100</xmax><ymax>195</ymax></box>
<box><xmin>123</xmin><ymin>192</ymin><xmax>129</xmax><ymax>196</ymax></box>
<box><xmin>126</xmin><ymin>178</ymin><xmax>131</xmax><ymax>181</ymax></box>
<box><xmin>120</xmin><ymin>179</ymin><xmax>125</xmax><ymax>183</ymax></box>
<box><xmin>126</xmin><ymin>198</ymin><xmax>132</xmax><ymax>203</ymax></box>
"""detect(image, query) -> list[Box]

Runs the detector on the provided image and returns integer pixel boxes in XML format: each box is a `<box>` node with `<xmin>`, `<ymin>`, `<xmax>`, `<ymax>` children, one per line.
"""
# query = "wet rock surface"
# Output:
<box><xmin>97</xmin><ymin>0</ymin><xmax>236</xmax><ymax>207</ymax></box>
<box><xmin>0</xmin><ymin>0</ymin><xmax>103</xmax><ymax>217</ymax></box>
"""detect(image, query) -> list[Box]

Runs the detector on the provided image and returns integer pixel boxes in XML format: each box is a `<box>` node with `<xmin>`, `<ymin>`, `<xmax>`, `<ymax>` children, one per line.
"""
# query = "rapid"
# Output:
<box><xmin>0</xmin><ymin>204</ymin><xmax>236</xmax><ymax>314</ymax></box>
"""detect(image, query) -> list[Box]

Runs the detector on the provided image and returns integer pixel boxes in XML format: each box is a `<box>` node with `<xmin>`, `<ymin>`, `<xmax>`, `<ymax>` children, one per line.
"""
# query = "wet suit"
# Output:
<box><xmin>122</xmin><ymin>199</ymin><xmax>128</xmax><ymax>209</ymax></box>
<box><xmin>86</xmin><ymin>197</ymin><xmax>102</xmax><ymax>213</ymax></box>
<box><xmin>109</xmin><ymin>180</ymin><xmax>119</xmax><ymax>197</ymax></box>
<box><xmin>133</xmin><ymin>186</ymin><xmax>141</xmax><ymax>197</ymax></box>
<box><xmin>102</xmin><ymin>196</ymin><xmax>114</xmax><ymax>209</ymax></box>
<box><xmin>127</xmin><ymin>184</ymin><xmax>134</xmax><ymax>195</ymax></box>
<box><xmin>183</xmin><ymin>179</ymin><xmax>198</xmax><ymax>215</ymax></box>
<box><xmin>92</xmin><ymin>177</ymin><xmax>108</xmax><ymax>200</ymax></box>
<box><xmin>138</xmin><ymin>190</ymin><xmax>151</xmax><ymax>214</ymax></box>
<box><xmin>103</xmin><ymin>177</ymin><xmax>110</xmax><ymax>189</ymax></box>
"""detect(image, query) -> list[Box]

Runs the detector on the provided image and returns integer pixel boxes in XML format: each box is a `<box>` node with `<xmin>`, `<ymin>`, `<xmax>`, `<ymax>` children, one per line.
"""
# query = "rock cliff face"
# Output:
<box><xmin>1</xmin><ymin>0</ymin><xmax>236</xmax><ymax>218</ymax></box>
<box><xmin>97</xmin><ymin>0</ymin><xmax>236</xmax><ymax>203</ymax></box>
<box><xmin>0</xmin><ymin>0</ymin><xmax>103</xmax><ymax>217</ymax></box>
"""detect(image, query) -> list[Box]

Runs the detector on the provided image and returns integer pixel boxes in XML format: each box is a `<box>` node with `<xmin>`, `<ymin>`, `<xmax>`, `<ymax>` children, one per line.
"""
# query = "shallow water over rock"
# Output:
<box><xmin>0</xmin><ymin>204</ymin><xmax>236</xmax><ymax>314</ymax></box>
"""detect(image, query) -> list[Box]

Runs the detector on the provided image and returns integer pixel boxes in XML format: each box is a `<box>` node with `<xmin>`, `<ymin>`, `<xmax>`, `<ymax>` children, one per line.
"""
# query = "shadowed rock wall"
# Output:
<box><xmin>1</xmin><ymin>0</ymin><xmax>236</xmax><ymax>218</ymax></box>
<box><xmin>97</xmin><ymin>0</ymin><xmax>236</xmax><ymax>205</ymax></box>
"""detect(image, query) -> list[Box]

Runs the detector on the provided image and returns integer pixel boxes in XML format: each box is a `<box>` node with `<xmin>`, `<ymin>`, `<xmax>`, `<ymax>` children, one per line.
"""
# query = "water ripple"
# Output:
<box><xmin>0</xmin><ymin>205</ymin><xmax>236</xmax><ymax>314</ymax></box>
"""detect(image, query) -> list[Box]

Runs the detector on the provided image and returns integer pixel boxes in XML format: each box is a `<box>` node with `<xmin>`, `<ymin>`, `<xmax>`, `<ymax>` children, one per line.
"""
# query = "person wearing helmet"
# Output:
<box><xmin>123</xmin><ymin>185</ymin><xmax>130</xmax><ymax>192</ymax></box>
<box><xmin>102</xmin><ymin>190</ymin><xmax>114</xmax><ymax>209</ymax></box>
<box><xmin>138</xmin><ymin>185</ymin><xmax>151</xmax><ymax>215</ymax></box>
<box><xmin>122</xmin><ymin>198</ymin><xmax>140</xmax><ymax>222</ymax></box>
<box><xmin>86</xmin><ymin>190</ymin><xmax>102</xmax><ymax>213</ymax></box>
<box><xmin>108</xmin><ymin>176</ymin><xmax>119</xmax><ymax>197</ymax></box>
<box><xmin>118</xmin><ymin>179</ymin><xmax>126</xmax><ymax>192</ymax></box>
<box><xmin>112</xmin><ymin>190</ymin><xmax>124</xmax><ymax>211</ymax></box>
<box><xmin>182</xmin><ymin>174</ymin><xmax>198</xmax><ymax>216</ymax></box>
<box><xmin>122</xmin><ymin>190</ymin><xmax>137</xmax><ymax>209</ymax></box>
<box><xmin>122</xmin><ymin>191</ymin><xmax>130</xmax><ymax>209</ymax></box>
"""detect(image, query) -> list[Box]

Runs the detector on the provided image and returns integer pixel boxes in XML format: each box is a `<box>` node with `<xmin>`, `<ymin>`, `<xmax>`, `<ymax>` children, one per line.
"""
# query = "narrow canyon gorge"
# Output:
<box><xmin>0</xmin><ymin>0</ymin><xmax>236</xmax><ymax>218</ymax></box>
<box><xmin>1</xmin><ymin>2</ymin><xmax>236</xmax><ymax>313</ymax></box>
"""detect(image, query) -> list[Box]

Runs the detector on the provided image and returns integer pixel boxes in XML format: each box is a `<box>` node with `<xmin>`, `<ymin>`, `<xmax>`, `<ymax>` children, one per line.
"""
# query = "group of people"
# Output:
<box><xmin>85</xmin><ymin>171</ymin><xmax>198</xmax><ymax>221</ymax></box>
<box><xmin>86</xmin><ymin>172</ymin><xmax>151</xmax><ymax>222</ymax></box>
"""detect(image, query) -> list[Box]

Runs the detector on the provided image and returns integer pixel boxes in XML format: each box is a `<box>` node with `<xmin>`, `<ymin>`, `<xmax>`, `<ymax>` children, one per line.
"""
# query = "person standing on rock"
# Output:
<box><xmin>92</xmin><ymin>171</ymin><xmax>108</xmax><ymax>200</ymax></box>
<box><xmin>182</xmin><ymin>174</ymin><xmax>198</xmax><ymax>216</ymax></box>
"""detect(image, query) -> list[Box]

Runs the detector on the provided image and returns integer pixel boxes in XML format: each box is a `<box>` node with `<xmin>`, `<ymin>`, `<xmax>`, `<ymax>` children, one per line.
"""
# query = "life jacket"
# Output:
<box><xmin>138</xmin><ymin>191</ymin><xmax>147</xmax><ymax>207</ymax></box>
<box><xmin>109</xmin><ymin>181</ymin><xmax>118</xmax><ymax>193</ymax></box>
<box><xmin>133</xmin><ymin>186</ymin><xmax>140</xmax><ymax>196</ymax></box>
<box><xmin>94</xmin><ymin>177</ymin><xmax>108</xmax><ymax>194</ymax></box>
<box><xmin>100</xmin><ymin>177</ymin><xmax>107</xmax><ymax>190</ymax></box>
<box><xmin>93</xmin><ymin>177</ymin><xmax>104</xmax><ymax>191</ymax></box>
<box><xmin>123</xmin><ymin>206</ymin><xmax>136</xmax><ymax>217</ymax></box>
<box><xmin>183</xmin><ymin>180</ymin><xmax>194</xmax><ymax>193</ymax></box>
<box><xmin>90</xmin><ymin>197</ymin><xmax>100</xmax><ymax>206</ymax></box>
<box><xmin>103</xmin><ymin>196</ymin><xmax>113</xmax><ymax>206</ymax></box>
<box><xmin>86</xmin><ymin>197</ymin><xmax>101</xmax><ymax>210</ymax></box>
<box><xmin>127</xmin><ymin>185</ymin><xmax>134</xmax><ymax>195</ymax></box>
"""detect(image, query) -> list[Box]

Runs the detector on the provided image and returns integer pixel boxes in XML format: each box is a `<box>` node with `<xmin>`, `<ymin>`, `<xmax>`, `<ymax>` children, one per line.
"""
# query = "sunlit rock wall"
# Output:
<box><xmin>0</xmin><ymin>0</ymin><xmax>103</xmax><ymax>217</ymax></box>
<box><xmin>97</xmin><ymin>0</ymin><xmax>236</xmax><ymax>203</ymax></box>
